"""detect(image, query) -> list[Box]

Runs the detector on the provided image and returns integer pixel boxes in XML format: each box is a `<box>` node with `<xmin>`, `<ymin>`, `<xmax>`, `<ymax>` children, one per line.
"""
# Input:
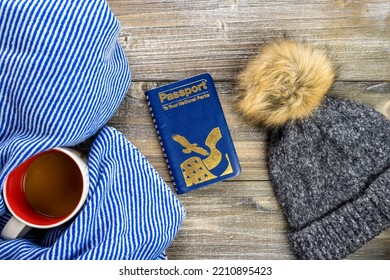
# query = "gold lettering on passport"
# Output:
<box><xmin>159</xmin><ymin>80</ymin><xmax>207</xmax><ymax>103</ymax></box>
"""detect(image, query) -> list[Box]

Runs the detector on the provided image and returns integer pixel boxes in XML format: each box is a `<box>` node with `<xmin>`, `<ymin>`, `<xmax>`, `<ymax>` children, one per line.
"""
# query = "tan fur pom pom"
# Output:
<box><xmin>236</xmin><ymin>39</ymin><xmax>335</xmax><ymax>127</ymax></box>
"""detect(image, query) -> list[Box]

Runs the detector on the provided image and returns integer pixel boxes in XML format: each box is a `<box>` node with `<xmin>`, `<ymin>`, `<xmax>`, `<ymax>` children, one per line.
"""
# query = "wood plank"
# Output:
<box><xmin>106</xmin><ymin>0</ymin><xmax>389</xmax><ymax>81</ymax></box>
<box><xmin>108</xmin><ymin>0</ymin><xmax>389</xmax><ymax>15</ymax></box>
<box><xmin>163</xmin><ymin>181</ymin><xmax>390</xmax><ymax>259</ymax></box>
<box><xmin>165</xmin><ymin>181</ymin><xmax>293</xmax><ymax>260</ymax></box>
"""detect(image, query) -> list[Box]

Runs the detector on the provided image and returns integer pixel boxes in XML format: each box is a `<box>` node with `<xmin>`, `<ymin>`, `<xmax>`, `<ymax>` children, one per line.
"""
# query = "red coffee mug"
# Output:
<box><xmin>1</xmin><ymin>147</ymin><xmax>89</xmax><ymax>240</ymax></box>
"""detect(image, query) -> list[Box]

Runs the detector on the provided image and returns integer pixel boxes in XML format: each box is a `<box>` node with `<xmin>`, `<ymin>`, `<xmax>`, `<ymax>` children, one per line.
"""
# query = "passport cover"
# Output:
<box><xmin>145</xmin><ymin>73</ymin><xmax>241</xmax><ymax>194</ymax></box>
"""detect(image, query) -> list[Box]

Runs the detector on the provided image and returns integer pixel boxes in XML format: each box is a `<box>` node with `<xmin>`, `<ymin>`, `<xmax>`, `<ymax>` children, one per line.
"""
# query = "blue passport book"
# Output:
<box><xmin>145</xmin><ymin>73</ymin><xmax>241</xmax><ymax>194</ymax></box>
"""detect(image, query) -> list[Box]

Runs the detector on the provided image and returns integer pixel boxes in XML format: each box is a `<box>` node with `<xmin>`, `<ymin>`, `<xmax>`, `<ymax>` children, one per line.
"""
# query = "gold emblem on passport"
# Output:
<box><xmin>172</xmin><ymin>127</ymin><xmax>234</xmax><ymax>187</ymax></box>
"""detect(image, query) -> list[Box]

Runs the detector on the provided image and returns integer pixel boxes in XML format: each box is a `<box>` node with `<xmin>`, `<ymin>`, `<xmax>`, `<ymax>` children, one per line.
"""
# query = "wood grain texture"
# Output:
<box><xmin>109</xmin><ymin>0</ymin><xmax>389</xmax><ymax>81</ymax></box>
<box><xmin>106</xmin><ymin>0</ymin><xmax>390</xmax><ymax>259</ymax></box>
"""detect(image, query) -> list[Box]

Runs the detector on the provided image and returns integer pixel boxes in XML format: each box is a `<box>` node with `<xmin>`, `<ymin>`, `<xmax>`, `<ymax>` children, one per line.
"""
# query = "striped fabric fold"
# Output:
<box><xmin>0</xmin><ymin>0</ymin><xmax>185</xmax><ymax>259</ymax></box>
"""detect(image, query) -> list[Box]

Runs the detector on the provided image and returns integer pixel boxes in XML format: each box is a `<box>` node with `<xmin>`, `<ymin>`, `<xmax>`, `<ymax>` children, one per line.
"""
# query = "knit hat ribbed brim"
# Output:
<box><xmin>289</xmin><ymin>168</ymin><xmax>390</xmax><ymax>259</ymax></box>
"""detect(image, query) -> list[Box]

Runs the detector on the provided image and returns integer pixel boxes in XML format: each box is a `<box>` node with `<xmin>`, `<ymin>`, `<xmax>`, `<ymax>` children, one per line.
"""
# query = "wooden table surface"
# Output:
<box><xmin>106</xmin><ymin>0</ymin><xmax>390</xmax><ymax>259</ymax></box>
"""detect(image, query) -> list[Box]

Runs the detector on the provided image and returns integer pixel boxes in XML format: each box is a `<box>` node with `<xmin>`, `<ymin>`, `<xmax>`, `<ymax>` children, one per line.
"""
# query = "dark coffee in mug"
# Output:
<box><xmin>24</xmin><ymin>150</ymin><xmax>83</xmax><ymax>218</ymax></box>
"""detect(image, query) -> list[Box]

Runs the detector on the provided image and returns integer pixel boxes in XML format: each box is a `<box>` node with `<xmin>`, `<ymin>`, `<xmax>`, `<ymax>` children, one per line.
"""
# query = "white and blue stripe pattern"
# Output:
<box><xmin>0</xmin><ymin>0</ymin><xmax>185</xmax><ymax>259</ymax></box>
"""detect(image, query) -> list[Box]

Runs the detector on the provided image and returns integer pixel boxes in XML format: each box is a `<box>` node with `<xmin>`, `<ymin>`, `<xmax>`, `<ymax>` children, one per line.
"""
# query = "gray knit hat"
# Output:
<box><xmin>236</xmin><ymin>39</ymin><xmax>390</xmax><ymax>259</ymax></box>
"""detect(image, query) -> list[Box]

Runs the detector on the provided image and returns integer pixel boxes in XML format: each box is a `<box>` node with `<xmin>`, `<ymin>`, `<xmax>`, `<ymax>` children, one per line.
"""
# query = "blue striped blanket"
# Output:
<box><xmin>0</xmin><ymin>0</ymin><xmax>185</xmax><ymax>259</ymax></box>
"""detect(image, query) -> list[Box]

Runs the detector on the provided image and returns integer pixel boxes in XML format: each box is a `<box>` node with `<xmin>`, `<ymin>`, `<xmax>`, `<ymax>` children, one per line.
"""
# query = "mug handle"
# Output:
<box><xmin>1</xmin><ymin>216</ymin><xmax>31</xmax><ymax>240</ymax></box>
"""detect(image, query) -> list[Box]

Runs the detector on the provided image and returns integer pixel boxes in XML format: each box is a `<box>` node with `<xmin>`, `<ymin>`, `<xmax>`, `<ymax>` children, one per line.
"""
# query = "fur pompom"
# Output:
<box><xmin>236</xmin><ymin>39</ymin><xmax>335</xmax><ymax>127</ymax></box>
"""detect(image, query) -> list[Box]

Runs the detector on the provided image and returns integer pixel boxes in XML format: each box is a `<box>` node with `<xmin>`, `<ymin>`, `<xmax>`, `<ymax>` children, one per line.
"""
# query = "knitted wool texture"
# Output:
<box><xmin>236</xmin><ymin>39</ymin><xmax>390</xmax><ymax>259</ymax></box>
<box><xmin>269</xmin><ymin>95</ymin><xmax>390</xmax><ymax>259</ymax></box>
